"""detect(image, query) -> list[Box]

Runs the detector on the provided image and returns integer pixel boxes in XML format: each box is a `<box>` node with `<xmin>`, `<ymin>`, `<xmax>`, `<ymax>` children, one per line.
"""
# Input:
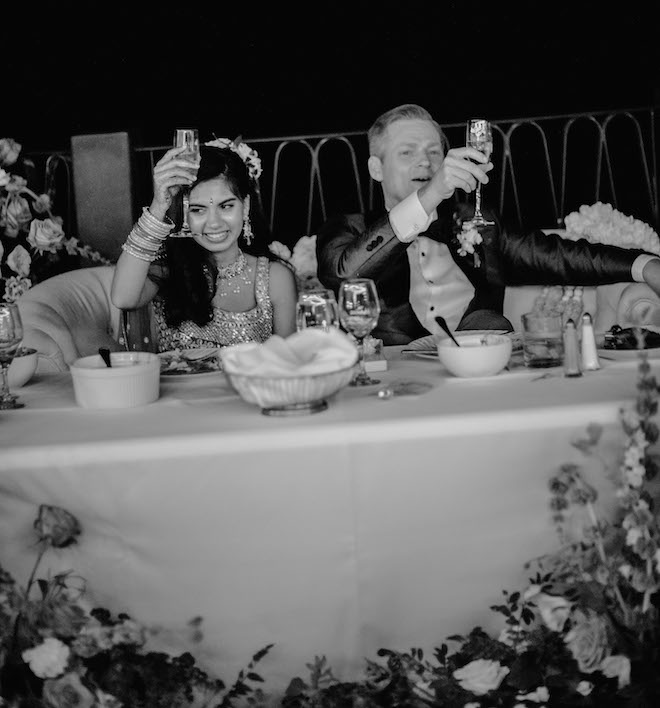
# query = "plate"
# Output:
<box><xmin>597</xmin><ymin>346</ymin><xmax>660</xmax><ymax>361</ymax></box>
<box><xmin>159</xmin><ymin>348</ymin><xmax>222</xmax><ymax>376</ymax></box>
<box><xmin>406</xmin><ymin>330</ymin><xmax>514</xmax><ymax>352</ymax></box>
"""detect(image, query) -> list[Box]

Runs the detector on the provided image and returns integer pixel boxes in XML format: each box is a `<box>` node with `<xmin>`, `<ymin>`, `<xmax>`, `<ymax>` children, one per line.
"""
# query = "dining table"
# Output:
<box><xmin>0</xmin><ymin>342</ymin><xmax>653</xmax><ymax>699</ymax></box>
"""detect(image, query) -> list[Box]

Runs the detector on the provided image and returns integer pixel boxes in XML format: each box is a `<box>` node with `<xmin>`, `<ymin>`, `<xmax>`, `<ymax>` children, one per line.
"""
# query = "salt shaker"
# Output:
<box><xmin>580</xmin><ymin>312</ymin><xmax>601</xmax><ymax>371</ymax></box>
<box><xmin>563</xmin><ymin>318</ymin><xmax>582</xmax><ymax>377</ymax></box>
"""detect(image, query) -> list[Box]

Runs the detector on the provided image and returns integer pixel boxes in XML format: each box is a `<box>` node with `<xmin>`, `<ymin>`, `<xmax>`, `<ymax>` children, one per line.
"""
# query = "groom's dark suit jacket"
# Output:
<box><xmin>316</xmin><ymin>199</ymin><xmax>649</xmax><ymax>345</ymax></box>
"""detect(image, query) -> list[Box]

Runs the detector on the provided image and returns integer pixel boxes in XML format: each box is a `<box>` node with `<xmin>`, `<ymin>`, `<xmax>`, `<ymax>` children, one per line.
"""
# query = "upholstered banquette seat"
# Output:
<box><xmin>16</xmin><ymin>266</ymin><xmax>123</xmax><ymax>372</ymax></box>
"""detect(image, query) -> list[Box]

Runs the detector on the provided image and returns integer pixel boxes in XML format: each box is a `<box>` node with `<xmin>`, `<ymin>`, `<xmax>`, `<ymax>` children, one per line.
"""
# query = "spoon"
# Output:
<box><xmin>434</xmin><ymin>315</ymin><xmax>461</xmax><ymax>347</ymax></box>
<box><xmin>98</xmin><ymin>347</ymin><xmax>112</xmax><ymax>368</ymax></box>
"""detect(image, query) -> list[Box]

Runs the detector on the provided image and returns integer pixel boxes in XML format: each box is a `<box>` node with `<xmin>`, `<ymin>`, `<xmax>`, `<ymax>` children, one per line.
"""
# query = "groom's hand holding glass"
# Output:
<box><xmin>415</xmin><ymin>143</ymin><xmax>493</xmax><ymax>219</ymax></box>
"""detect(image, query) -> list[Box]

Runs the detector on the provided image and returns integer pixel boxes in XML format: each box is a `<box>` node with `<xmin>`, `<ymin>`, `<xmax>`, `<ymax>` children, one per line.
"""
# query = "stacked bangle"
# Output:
<box><xmin>121</xmin><ymin>207</ymin><xmax>175</xmax><ymax>262</ymax></box>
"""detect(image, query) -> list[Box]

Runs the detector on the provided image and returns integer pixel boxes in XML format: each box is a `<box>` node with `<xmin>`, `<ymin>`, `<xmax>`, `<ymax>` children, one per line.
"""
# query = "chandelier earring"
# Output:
<box><xmin>242</xmin><ymin>214</ymin><xmax>253</xmax><ymax>245</ymax></box>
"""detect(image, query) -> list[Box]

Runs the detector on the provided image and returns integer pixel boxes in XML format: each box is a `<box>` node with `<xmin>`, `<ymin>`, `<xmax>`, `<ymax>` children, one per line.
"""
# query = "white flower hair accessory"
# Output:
<box><xmin>204</xmin><ymin>137</ymin><xmax>263</xmax><ymax>181</ymax></box>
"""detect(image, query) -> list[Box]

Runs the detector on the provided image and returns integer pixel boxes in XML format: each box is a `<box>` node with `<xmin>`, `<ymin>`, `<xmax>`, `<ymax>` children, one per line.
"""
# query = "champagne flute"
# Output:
<box><xmin>296</xmin><ymin>289</ymin><xmax>340</xmax><ymax>332</ymax></box>
<box><xmin>0</xmin><ymin>302</ymin><xmax>25</xmax><ymax>410</ymax></box>
<box><xmin>337</xmin><ymin>278</ymin><xmax>381</xmax><ymax>386</ymax></box>
<box><xmin>465</xmin><ymin>117</ymin><xmax>494</xmax><ymax>227</ymax></box>
<box><xmin>173</xmin><ymin>127</ymin><xmax>200</xmax><ymax>237</ymax></box>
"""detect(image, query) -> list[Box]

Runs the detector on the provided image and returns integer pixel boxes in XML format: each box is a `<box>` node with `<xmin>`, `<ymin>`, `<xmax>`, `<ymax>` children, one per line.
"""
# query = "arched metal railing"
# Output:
<box><xmin>27</xmin><ymin>107</ymin><xmax>658</xmax><ymax>253</ymax></box>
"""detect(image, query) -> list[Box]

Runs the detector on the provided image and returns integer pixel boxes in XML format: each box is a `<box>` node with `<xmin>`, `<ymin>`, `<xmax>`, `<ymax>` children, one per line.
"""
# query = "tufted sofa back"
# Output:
<box><xmin>16</xmin><ymin>266</ymin><xmax>123</xmax><ymax>372</ymax></box>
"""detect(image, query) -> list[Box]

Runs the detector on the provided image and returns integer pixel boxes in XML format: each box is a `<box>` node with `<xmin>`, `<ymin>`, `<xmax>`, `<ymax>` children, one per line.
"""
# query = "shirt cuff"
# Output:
<box><xmin>632</xmin><ymin>254</ymin><xmax>659</xmax><ymax>282</ymax></box>
<box><xmin>389</xmin><ymin>191</ymin><xmax>434</xmax><ymax>243</ymax></box>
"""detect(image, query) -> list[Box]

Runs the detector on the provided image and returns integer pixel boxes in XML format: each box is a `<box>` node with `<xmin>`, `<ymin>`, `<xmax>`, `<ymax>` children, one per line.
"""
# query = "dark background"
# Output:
<box><xmin>4</xmin><ymin>2</ymin><xmax>657</xmax><ymax>151</ymax></box>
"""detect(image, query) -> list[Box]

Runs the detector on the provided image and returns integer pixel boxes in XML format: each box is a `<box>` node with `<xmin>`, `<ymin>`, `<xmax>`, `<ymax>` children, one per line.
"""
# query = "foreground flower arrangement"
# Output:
<box><xmin>284</xmin><ymin>347</ymin><xmax>660</xmax><ymax>707</ymax></box>
<box><xmin>0</xmin><ymin>137</ymin><xmax>110</xmax><ymax>302</ymax></box>
<box><xmin>0</xmin><ymin>505</ymin><xmax>271</xmax><ymax>707</ymax></box>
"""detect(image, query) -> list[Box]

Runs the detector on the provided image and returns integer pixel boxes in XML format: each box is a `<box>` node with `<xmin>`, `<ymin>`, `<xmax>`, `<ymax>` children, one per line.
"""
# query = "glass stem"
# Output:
<box><xmin>0</xmin><ymin>364</ymin><xmax>10</xmax><ymax>400</ymax></box>
<box><xmin>355</xmin><ymin>339</ymin><xmax>366</xmax><ymax>376</ymax></box>
<box><xmin>474</xmin><ymin>183</ymin><xmax>483</xmax><ymax>217</ymax></box>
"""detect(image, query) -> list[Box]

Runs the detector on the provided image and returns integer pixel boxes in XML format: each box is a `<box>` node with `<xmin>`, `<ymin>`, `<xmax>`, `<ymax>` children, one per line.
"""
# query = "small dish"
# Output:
<box><xmin>70</xmin><ymin>351</ymin><xmax>160</xmax><ymax>408</ymax></box>
<box><xmin>436</xmin><ymin>332</ymin><xmax>513</xmax><ymax>378</ymax></box>
<box><xmin>159</xmin><ymin>348</ymin><xmax>222</xmax><ymax>376</ymax></box>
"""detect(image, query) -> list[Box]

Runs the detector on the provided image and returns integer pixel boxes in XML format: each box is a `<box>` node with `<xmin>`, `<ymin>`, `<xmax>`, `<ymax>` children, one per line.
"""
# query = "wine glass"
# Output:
<box><xmin>337</xmin><ymin>278</ymin><xmax>381</xmax><ymax>386</ymax></box>
<box><xmin>296</xmin><ymin>289</ymin><xmax>340</xmax><ymax>332</ymax></box>
<box><xmin>465</xmin><ymin>117</ymin><xmax>494</xmax><ymax>227</ymax></box>
<box><xmin>0</xmin><ymin>302</ymin><xmax>25</xmax><ymax>410</ymax></box>
<box><xmin>173</xmin><ymin>128</ymin><xmax>200</xmax><ymax>237</ymax></box>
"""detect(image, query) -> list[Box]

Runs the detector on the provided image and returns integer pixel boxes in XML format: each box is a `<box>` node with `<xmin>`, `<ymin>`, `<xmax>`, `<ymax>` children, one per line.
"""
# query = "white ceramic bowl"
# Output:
<box><xmin>436</xmin><ymin>333</ymin><xmax>513</xmax><ymax>378</ymax></box>
<box><xmin>224</xmin><ymin>364</ymin><xmax>356</xmax><ymax>416</ymax></box>
<box><xmin>70</xmin><ymin>351</ymin><xmax>160</xmax><ymax>409</ymax></box>
<box><xmin>8</xmin><ymin>347</ymin><xmax>38</xmax><ymax>388</ymax></box>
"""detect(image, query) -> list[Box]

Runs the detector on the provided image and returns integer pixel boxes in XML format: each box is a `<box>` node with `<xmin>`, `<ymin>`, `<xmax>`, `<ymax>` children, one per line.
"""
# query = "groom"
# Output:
<box><xmin>315</xmin><ymin>104</ymin><xmax>660</xmax><ymax>345</ymax></box>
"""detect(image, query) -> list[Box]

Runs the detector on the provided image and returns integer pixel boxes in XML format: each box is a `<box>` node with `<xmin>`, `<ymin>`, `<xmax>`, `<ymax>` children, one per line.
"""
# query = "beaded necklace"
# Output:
<box><xmin>213</xmin><ymin>251</ymin><xmax>252</xmax><ymax>297</ymax></box>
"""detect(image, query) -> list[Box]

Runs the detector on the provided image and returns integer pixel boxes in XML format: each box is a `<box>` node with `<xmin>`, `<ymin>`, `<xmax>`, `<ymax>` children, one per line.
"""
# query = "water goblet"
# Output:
<box><xmin>337</xmin><ymin>278</ymin><xmax>381</xmax><ymax>386</ymax></box>
<box><xmin>0</xmin><ymin>302</ymin><xmax>25</xmax><ymax>409</ymax></box>
<box><xmin>296</xmin><ymin>288</ymin><xmax>340</xmax><ymax>332</ymax></box>
<box><xmin>464</xmin><ymin>117</ymin><xmax>494</xmax><ymax>228</ymax></box>
<box><xmin>173</xmin><ymin>127</ymin><xmax>200</xmax><ymax>236</ymax></box>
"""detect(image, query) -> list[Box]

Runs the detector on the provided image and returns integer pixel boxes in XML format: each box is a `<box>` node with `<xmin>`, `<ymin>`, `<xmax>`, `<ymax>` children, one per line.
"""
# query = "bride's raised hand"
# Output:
<box><xmin>149</xmin><ymin>147</ymin><xmax>200</xmax><ymax>220</ymax></box>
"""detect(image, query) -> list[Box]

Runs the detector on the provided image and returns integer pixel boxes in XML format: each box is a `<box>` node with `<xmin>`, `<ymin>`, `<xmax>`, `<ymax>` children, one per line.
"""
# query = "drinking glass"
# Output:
<box><xmin>521</xmin><ymin>312</ymin><xmax>564</xmax><ymax>368</ymax></box>
<box><xmin>173</xmin><ymin>127</ymin><xmax>200</xmax><ymax>236</ymax></box>
<box><xmin>0</xmin><ymin>302</ymin><xmax>25</xmax><ymax>409</ymax></box>
<box><xmin>337</xmin><ymin>278</ymin><xmax>381</xmax><ymax>386</ymax></box>
<box><xmin>465</xmin><ymin>117</ymin><xmax>494</xmax><ymax>227</ymax></box>
<box><xmin>296</xmin><ymin>289</ymin><xmax>340</xmax><ymax>332</ymax></box>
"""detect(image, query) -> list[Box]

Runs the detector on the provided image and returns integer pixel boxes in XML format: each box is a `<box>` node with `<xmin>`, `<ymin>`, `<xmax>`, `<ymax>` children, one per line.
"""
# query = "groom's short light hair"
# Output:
<box><xmin>368</xmin><ymin>104</ymin><xmax>448</xmax><ymax>158</ymax></box>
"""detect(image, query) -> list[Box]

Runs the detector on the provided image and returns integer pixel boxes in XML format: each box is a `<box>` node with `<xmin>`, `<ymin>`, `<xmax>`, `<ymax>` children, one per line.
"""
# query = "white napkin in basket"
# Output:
<box><xmin>220</xmin><ymin>329</ymin><xmax>358</xmax><ymax>376</ymax></box>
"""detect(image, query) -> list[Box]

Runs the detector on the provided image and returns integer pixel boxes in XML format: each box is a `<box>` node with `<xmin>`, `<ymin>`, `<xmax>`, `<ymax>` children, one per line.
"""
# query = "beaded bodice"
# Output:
<box><xmin>153</xmin><ymin>256</ymin><xmax>273</xmax><ymax>352</ymax></box>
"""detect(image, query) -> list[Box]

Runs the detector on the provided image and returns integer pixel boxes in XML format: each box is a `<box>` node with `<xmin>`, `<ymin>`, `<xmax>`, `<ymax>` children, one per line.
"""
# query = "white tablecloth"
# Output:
<box><xmin>0</xmin><ymin>348</ymin><xmax>648</xmax><ymax>698</ymax></box>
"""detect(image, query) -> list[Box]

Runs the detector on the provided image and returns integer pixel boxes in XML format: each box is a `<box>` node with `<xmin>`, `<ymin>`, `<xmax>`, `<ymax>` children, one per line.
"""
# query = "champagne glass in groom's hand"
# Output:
<box><xmin>0</xmin><ymin>302</ymin><xmax>25</xmax><ymax>409</ymax></box>
<box><xmin>464</xmin><ymin>117</ymin><xmax>494</xmax><ymax>228</ymax></box>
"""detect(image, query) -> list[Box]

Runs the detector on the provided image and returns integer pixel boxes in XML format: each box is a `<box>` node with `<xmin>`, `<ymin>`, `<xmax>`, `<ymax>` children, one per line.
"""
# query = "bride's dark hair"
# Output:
<box><xmin>160</xmin><ymin>145</ymin><xmax>277</xmax><ymax>328</ymax></box>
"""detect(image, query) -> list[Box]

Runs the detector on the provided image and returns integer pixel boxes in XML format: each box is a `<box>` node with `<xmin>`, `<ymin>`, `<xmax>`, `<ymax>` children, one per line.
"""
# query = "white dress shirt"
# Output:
<box><xmin>388</xmin><ymin>191</ymin><xmax>656</xmax><ymax>337</ymax></box>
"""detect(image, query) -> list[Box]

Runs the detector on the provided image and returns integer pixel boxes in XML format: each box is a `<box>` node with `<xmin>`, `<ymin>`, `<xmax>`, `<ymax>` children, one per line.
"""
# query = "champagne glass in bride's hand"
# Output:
<box><xmin>338</xmin><ymin>278</ymin><xmax>381</xmax><ymax>386</ymax></box>
<box><xmin>0</xmin><ymin>302</ymin><xmax>25</xmax><ymax>410</ymax></box>
<box><xmin>464</xmin><ymin>117</ymin><xmax>494</xmax><ymax>227</ymax></box>
<box><xmin>173</xmin><ymin>128</ymin><xmax>200</xmax><ymax>236</ymax></box>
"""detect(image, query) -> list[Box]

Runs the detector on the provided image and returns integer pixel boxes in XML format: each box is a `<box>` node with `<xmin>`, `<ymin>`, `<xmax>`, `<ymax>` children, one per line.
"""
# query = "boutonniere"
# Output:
<box><xmin>456</xmin><ymin>222</ymin><xmax>483</xmax><ymax>267</ymax></box>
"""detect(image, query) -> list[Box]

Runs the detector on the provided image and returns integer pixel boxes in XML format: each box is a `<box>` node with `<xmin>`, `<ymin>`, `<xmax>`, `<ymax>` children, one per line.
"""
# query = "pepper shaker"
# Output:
<box><xmin>580</xmin><ymin>312</ymin><xmax>601</xmax><ymax>371</ymax></box>
<box><xmin>563</xmin><ymin>318</ymin><xmax>582</xmax><ymax>377</ymax></box>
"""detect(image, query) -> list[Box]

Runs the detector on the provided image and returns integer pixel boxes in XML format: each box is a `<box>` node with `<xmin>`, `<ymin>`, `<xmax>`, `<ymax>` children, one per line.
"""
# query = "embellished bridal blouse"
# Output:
<box><xmin>152</xmin><ymin>256</ymin><xmax>274</xmax><ymax>351</ymax></box>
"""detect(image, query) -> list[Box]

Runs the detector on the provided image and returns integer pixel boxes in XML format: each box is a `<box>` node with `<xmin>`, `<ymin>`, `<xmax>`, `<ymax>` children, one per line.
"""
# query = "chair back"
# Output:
<box><xmin>16</xmin><ymin>266</ymin><xmax>123</xmax><ymax>372</ymax></box>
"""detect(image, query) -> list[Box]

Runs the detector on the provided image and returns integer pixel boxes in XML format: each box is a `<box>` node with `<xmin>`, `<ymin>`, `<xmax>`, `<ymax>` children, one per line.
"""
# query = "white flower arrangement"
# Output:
<box><xmin>205</xmin><ymin>136</ymin><xmax>263</xmax><ymax>180</ymax></box>
<box><xmin>563</xmin><ymin>202</ymin><xmax>660</xmax><ymax>254</ymax></box>
<box><xmin>269</xmin><ymin>234</ymin><xmax>323</xmax><ymax>291</ymax></box>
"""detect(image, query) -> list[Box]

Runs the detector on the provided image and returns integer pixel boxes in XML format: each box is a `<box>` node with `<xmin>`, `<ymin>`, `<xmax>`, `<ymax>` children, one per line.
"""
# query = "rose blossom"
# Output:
<box><xmin>523</xmin><ymin>586</ymin><xmax>572</xmax><ymax>632</ymax></box>
<box><xmin>22</xmin><ymin>637</ymin><xmax>70</xmax><ymax>678</ymax></box>
<box><xmin>564</xmin><ymin>609</ymin><xmax>610</xmax><ymax>672</ymax></box>
<box><xmin>0</xmin><ymin>167</ymin><xmax>10</xmax><ymax>187</ymax></box>
<box><xmin>27</xmin><ymin>217</ymin><xmax>65</xmax><ymax>254</ymax></box>
<box><xmin>600</xmin><ymin>654</ymin><xmax>631</xmax><ymax>689</ymax></box>
<box><xmin>34</xmin><ymin>504</ymin><xmax>82</xmax><ymax>548</ymax></box>
<box><xmin>42</xmin><ymin>671</ymin><xmax>95</xmax><ymax>708</ymax></box>
<box><xmin>453</xmin><ymin>658</ymin><xmax>509</xmax><ymax>695</ymax></box>
<box><xmin>576</xmin><ymin>680</ymin><xmax>593</xmax><ymax>696</ymax></box>
<box><xmin>0</xmin><ymin>137</ymin><xmax>21</xmax><ymax>167</ymax></box>
<box><xmin>4</xmin><ymin>195</ymin><xmax>32</xmax><ymax>236</ymax></box>
<box><xmin>6</xmin><ymin>244</ymin><xmax>31</xmax><ymax>276</ymax></box>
